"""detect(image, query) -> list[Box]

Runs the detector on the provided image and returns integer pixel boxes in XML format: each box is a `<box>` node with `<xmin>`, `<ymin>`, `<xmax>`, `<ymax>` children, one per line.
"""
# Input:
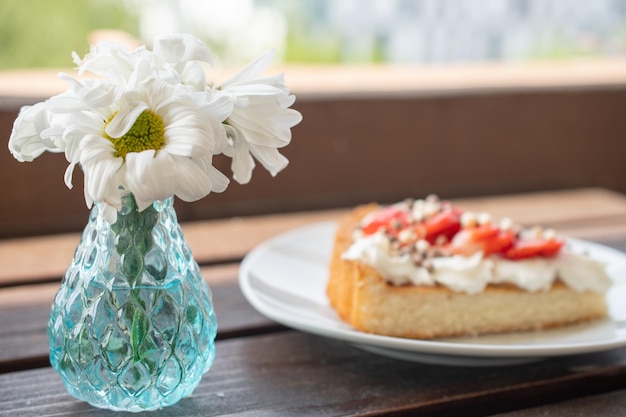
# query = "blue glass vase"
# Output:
<box><xmin>48</xmin><ymin>194</ymin><xmax>217</xmax><ymax>412</ymax></box>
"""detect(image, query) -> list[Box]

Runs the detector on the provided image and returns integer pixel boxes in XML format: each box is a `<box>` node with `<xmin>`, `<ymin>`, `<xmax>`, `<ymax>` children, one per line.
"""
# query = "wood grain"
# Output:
<box><xmin>1</xmin><ymin>332</ymin><xmax>626</xmax><ymax>417</ymax></box>
<box><xmin>2</xmin><ymin>188</ymin><xmax>625</xmax><ymax>286</ymax></box>
<box><xmin>490</xmin><ymin>389</ymin><xmax>626</xmax><ymax>417</ymax></box>
<box><xmin>1</xmin><ymin>189</ymin><xmax>626</xmax><ymax>416</ymax></box>
<box><xmin>3</xmin><ymin>81</ymin><xmax>626</xmax><ymax>239</ymax></box>
<box><xmin>0</xmin><ymin>209</ymin><xmax>346</xmax><ymax>286</ymax></box>
<box><xmin>0</xmin><ymin>266</ymin><xmax>280</xmax><ymax>373</ymax></box>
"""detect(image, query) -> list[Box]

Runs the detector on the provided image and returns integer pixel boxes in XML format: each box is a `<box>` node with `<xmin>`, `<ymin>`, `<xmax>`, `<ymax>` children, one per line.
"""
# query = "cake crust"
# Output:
<box><xmin>327</xmin><ymin>204</ymin><xmax>608</xmax><ymax>339</ymax></box>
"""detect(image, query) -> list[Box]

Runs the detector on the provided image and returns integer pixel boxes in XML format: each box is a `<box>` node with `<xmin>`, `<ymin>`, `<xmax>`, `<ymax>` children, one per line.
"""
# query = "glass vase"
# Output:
<box><xmin>48</xmin><ymin>194</ymin><xmax>217</xmax><ymax>412</ymax></box>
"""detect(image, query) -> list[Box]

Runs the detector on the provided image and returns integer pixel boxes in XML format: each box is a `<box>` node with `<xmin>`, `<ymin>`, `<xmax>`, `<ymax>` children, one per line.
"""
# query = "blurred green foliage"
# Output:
<box><xmin>285</xmin><ymin>31</ymin><xmax>341</xmax><ymax>64</ymax></box>
<box><xmin>2</xmin><ymin>1</ymin><xmax>621</xmax><ymax>69</ymax></box>
<box><xmin>0</xmin><ymin>0</ymin><xmax>138</xmax><ymax>70</ymax></box>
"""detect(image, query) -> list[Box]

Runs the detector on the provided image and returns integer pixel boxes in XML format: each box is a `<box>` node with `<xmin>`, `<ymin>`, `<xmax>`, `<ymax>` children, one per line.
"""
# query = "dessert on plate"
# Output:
<box><xmin>326</xmin><ymin>195</ymin><xmax>611</xmax><ymax>339</ymax></box>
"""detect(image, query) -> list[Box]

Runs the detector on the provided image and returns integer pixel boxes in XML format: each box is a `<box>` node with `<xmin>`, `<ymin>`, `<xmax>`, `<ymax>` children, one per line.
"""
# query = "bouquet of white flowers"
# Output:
<box><xmin>8</xmin><ymin>33</ymin><xmax>302</xmax><ymax>222</ymax></box>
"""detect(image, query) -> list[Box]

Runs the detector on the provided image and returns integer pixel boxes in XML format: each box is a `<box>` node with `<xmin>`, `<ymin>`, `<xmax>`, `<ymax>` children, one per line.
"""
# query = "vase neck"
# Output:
<box><xmin>116</xmin><ymin>193</ymin><xmax>174</xmax><ymax>216</ymax></box>
<box><xmin>102</xmin><ymin>193</ymin><xmax>175</xmax><ymax>240</ymax></box>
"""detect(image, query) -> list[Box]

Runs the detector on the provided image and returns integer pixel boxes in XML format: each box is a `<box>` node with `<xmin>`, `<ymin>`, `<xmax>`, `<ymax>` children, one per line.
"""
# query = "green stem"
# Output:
<box><xmin>111</xmin><ymin>193</ymin><xmax>158</xmax><ymax>363</ymax></box>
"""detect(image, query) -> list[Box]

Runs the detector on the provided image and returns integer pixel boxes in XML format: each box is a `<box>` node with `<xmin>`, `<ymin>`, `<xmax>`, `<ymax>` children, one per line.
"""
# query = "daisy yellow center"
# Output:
<box><xmin>105</xmin><ymin>110</ymin><xmax>166</xmax><ymax>159</ymax></box>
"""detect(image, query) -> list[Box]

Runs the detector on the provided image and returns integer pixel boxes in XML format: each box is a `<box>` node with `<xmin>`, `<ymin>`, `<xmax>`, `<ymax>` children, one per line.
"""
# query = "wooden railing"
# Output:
<box><xmin>2</xmin><ymin>60</ymin><xmax>626</xmax><ymax>238</ymax></box>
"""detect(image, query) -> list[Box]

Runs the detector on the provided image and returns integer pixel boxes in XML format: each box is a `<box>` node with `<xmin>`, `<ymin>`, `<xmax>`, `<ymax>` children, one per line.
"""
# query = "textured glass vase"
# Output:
<box><xmin>48</xmin><ymin>194</ymin><xmax>217</xmax><ymax>412</ymax></box>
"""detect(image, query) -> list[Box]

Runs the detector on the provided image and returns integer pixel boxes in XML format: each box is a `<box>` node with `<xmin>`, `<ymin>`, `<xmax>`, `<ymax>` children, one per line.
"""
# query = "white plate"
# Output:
<box><xmin>239</xmin><ymin>222</ymin><xmax>626</xmax><ymax>366</ymax></box>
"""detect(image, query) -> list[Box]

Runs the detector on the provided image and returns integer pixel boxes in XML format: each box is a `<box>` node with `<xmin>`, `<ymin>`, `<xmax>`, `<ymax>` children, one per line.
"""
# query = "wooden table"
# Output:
<box><xmin>1</xmin><ymin>188</ymin><xmax>626</xmax><ymax>416</ymax></box>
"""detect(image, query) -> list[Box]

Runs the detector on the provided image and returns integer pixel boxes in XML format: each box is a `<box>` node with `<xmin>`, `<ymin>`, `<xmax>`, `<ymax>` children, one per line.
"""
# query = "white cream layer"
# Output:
<box><xmin>342</xmin><ymin>232</ymin><xmax>611</xmax><ymax>295</ymax></box>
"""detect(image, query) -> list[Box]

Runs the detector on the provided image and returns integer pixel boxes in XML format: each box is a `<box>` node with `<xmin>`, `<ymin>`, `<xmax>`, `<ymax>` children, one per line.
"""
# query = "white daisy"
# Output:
<box><xmin>219</xmin><ymin>50</ymin><xmax>302</xmax><ymax>184</ymax></box>
<box><xmin>151</xmin><ymin>33</ymin><xmax>213</xmax><ymax>91</ymax></box>
<box><xmin>76</xmin><ymin>77</ymin><xmax>229</xmax><ymax>218</ymax></box>
<box><xmin>73</xmin><ymin>41</ymin><xmax>145</xmax><ymax>86</ymax></box>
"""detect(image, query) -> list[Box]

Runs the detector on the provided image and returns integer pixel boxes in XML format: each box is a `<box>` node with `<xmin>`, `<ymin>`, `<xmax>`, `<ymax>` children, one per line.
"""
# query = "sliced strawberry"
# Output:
<box><xmin>361</xmin><ymin>205</ymin><xmax>410</xmax><ymax>235</ymax></box>
<box><xmin>449</xmin><ymin>225</ymin><xmax>515</xmax><ymax>256</ymax></box>
<box><xmin>503</xmin><ymin>238</ymin><xmax>564</xmax><ymax>260</ymax></box>
<box><xmin>482</xmin><ymin>230</ymin><xmax>516</xmax><ymax>255</ymax></box>
<box><xmin>422</xmin><ymin>207</ymin><xmax>462</xmax><ymax>243</ymax></box>
<box><xmin>464</xmin><ymin>224</ymin><xmax>499</xmax><ymax>240</ymax></box>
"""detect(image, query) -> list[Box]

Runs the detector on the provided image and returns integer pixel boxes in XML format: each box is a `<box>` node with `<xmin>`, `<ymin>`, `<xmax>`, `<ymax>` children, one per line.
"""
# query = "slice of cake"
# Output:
<box><xmin>327</xmin><ymin>196</ymin><xmax>611</xmax><ymax>339</ymax></box>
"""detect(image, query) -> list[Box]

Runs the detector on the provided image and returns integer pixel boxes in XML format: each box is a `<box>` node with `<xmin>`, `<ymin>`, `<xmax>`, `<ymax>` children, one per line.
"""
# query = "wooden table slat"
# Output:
<box><xmin>0</xmin><ymin>265</ymin><xmax>280</xmax><ymax>373</ymax></box>
<box><xmin>0</xmin><ymin>209</ymin><xmax>347</xmax><ymax>286</ymax></box>
<box><xmin>1</xmin><ymin>332</ymin><xmax>626</xmax><ymax>417</ymax></box>
<box><xmin>489</xmin><ymin>389</ymin><xmax>626</xmax><ymax>417</ymax></box>
<box><xmin>2</xmin><ymin>234</ymin><xmax>626</xmax><ymax>374</ymax></box>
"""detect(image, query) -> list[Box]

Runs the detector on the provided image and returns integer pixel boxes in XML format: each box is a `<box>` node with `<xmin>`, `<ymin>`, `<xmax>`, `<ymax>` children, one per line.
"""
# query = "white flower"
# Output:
<box><xmin>151</xmin><ymin>33</ymin><xmax>214</xmax><ymax>91</ymax></box>
<box><xmin>73</xmin><ymin>41</ymin><xmax>145</xmax><ymax>84</ymax></box>
<box><xmin>69</xmin><ymin>77</ymin><xmax>230</xmax><ymax>218</ymax></box>
<box><xmin>8</xmin><ymin>102</ymin><xmax>61</xmax><ymax>162</ymax></box>
<box><xmin>219</xmin><ymin>50</ymin><xmax>302</xmax><ymax>184</ymax></box>
<box><xmin>8</xmin><ymin>33</ymin><xmax>301</xmax><ymax>223</ymax></box>
<box><xmin>77</xmin><ymin>33</ymin><xmax>213</xmax><ymax>92</ymax></box>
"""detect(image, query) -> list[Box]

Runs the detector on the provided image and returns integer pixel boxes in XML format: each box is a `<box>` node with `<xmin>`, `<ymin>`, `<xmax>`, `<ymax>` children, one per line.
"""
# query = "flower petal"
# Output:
<box><xmin>192</xmin><ymin>90</ymin><xmax>234</xmax><ymax>123</ymax></box>
<box><xmin>125</xmin><ymin>150</ymin><xmax>178</xmax><ymax>211</ymax></box>
<box><xmin>64</xmin><ymin>161</ymin><xmax>78</xmax><ymax>189</ymax></box>
<box><xmin>164</xmin><ymin>110</ymin><xmax>223</xmax><ymax>156</ymax></box>
<box><xmin>77</xmin><ymin>41</ymin><xmax>139</xmax><ymax>78</ymax></box>
<box><xmin>179</xmin><ymin>61</ymin><xmax>207</xmax><ymax>91</ymax></box>
<box><xmin>193</xmin><ymin>155</ymin><xmax>229</xmax><ymax>193</ymax></box>
<box><xmin>229</xmin><ymin>127</ymin><xmax>256</xmax><ymax>184</ymax></box>
<box><xmin>206</xmin><ymin>164</ymin><xmax>229</xmax><ymax>193</ymax></box>
<box><xmin>81</xmin><ymin>145</ymin><xmax>123</xmax><ymax>210</ymax></box>
<box><xmin>170</xmin><ymin>156</ymin><xmax>214</xmax><ymax>202</ymax></box>
<box><xmin>221</xmin><ymin>49</ymin><xmax>274</xmax><ymax>87</ymax></box>
<box><xmin>8</xmin><ymin>102</ymin><xmax>60</xmax><ymax>162</ymax></box>
<box><xmin>153</xmin><ymin>33</ymin><xmax>213</xmax><ymax>65</ymax></box>
<box><xmin>80</xmin><ymin>83</ymin><xmax>121</xmax><ymax>108</ymax></box>
<box><xmin>105</xmin><ymin>103</ymin><xmax>148</xmax><ymax>138</ymax></box>
<box><xmin>250</xmin><ymin>145</ymin><xmax>289</xmax><ymax>177</ymax></box>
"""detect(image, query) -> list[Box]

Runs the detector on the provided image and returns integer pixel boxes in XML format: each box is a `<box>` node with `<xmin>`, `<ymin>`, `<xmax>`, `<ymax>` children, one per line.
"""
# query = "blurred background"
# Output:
<box><xmin>2</xmin><ymin>0</ymin><xmax>626</xmax><ymax>68</ymax></box>
<box><xmin>1</xmin><ymin>0</ymin><xmax>626</xmax><ymax>238</ymax></box>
